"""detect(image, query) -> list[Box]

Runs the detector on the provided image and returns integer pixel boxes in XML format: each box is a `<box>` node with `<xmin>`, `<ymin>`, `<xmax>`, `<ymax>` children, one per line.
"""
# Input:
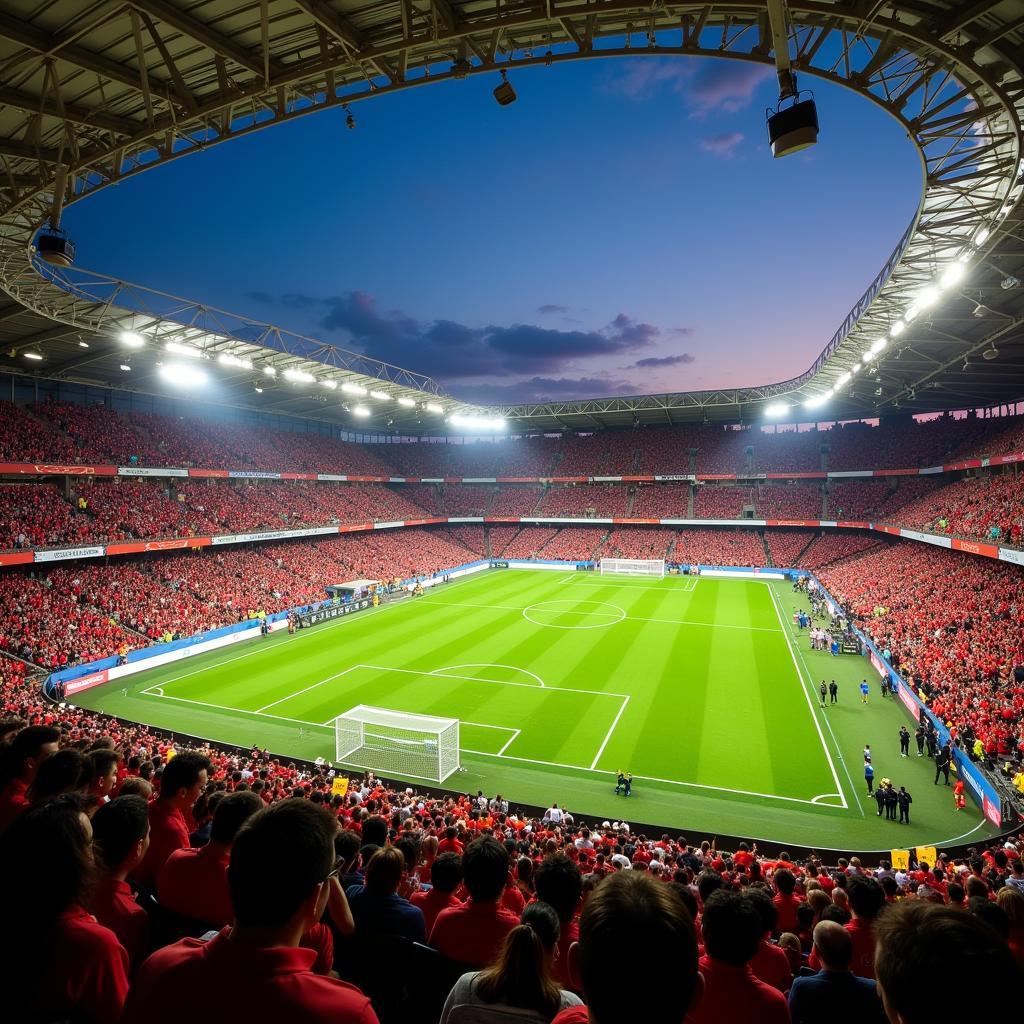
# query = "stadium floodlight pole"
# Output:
<box><xmin>765</xmin><ymin>0</ymin><xmax>819</xmax><ymax>159</ymax></box>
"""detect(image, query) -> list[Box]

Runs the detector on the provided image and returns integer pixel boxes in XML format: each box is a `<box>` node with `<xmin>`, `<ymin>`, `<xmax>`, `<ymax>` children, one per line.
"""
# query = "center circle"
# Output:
<box><xmin>522</xmin><ymin>600</ymin><xmax>626</xmax><ymax>630</ymax></box>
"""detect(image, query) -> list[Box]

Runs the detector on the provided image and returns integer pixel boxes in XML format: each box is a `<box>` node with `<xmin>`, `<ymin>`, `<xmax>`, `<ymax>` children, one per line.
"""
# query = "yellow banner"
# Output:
<box><xmin>890</xmin><ymin>849</ymin><xmax>910</xmax><ymax>870</ymax></box>
<box><xmin>916</xmin><ymin>845</ymin><xmax>938</xmax><ymax>868</ymax></box>
<box><xmin>331</xmin><ymin>777</ymin><xmax>349</xmax><ymax>797</ymax></box>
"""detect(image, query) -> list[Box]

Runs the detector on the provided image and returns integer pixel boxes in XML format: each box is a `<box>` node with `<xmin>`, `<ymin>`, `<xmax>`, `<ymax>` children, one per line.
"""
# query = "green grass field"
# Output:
<box><xmin>74</xmin><ymin>569</ymin><xmax>1000</xmax><ymax>852</ymax></box>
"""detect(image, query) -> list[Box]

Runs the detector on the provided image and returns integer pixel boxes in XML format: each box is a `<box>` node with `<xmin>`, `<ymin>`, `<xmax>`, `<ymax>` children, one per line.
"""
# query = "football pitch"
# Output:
<box><xmin>74</xmin><ymin>569</ymin><xmax>1000</xmax><ymax>851</ymax></box>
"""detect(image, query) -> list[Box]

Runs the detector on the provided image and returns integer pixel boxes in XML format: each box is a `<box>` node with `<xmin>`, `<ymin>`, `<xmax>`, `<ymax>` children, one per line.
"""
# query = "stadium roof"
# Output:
<box><xmin>0</xmin><ymin>1</ymin><xmax>1023</xmax><ymax>434</ymax></box>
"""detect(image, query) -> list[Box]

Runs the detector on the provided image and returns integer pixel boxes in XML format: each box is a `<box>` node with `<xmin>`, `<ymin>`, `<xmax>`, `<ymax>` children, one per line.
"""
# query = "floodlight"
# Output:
<box><xmin>862</xmin><ymin>350</ymin><xmax>875</xmax><ymax>363</ymax></box>
<box><xmin>916</xmin><ymin>285</ymin><xmax>939</xmax><ymax>309</ymax></box>
<box><xmin>940</xmin><ymin>261</ymin><xmax>967</xmax><ymax>289</ymax></box>
<box><xmin>1001</xmin><ymin>275</ymin><xmax>1020</xmax><ymax>290</ymax></box>
<box><xmin>320</xmin><ymin>379</ymin><xmax>338</xmax><ymax>390</ymax></box>
<box><xmin>341</xmin><ymin>382</ymin><xmax>367</xmax><ymax>395</ymax></box>
<box><xmin>369</xmin><ymin>390</ymin><xmax>391</xmax><ymax>401</ymax></box>
<box><xmin>283</xmin><ymin>368</ymin><xmax>314</xmax><ymax>383</ymax></box>
<box><xmin>835</xmin><ymin>372</ymin><xmax>851</xmax><ymax>389</ymax></box>
<box><xmin>870</xmin><ymin>338</ymin><xmax>887</xmax><ymax>355</ymax></box>
<box><xmin>263</xmin><ymin>366</ymin><xmax>277</xmax><ymax>376</ymax></box>
<box><xmin>803</xmin><ymin>393</ymin><xmax>829</xmax><ymax>409</ymax></box>
<box><xmin>23</xmin><ymin>350</ymin><xmax>43</xmax><ymax>361</ymax></box>
<box><xmin>426</xmin><ymin>402</ymin><xmax>444</xmax><ymax>414</ymax></box>
<box><xmin>120</xmin><ymin>331</ymin><xmax>145</xmax><ymax>347</ymax></box>
<box><xmin>904</xmin><ymin>306</ymin><xmax>919</xmax><ymax>323</ymax></box>
<box><xmin>36</xmin><ymin>226</ymin><xmax>76</xmax><ymax>267</ymax></box>
<box><xmin>254</xmin><ymin>385</ymin><xmax>263</xmax><ymax>393</ymax></box>
<box><xmin>890</xmin><ymin>320</ymin><xmax>906</xmax><ymax>337</ymax></box>
<box><xmin>764</xmin><ymin>401</ymin><xmax>790</xmax><ymax>418</ymax></box>
<box><xmin>166</xmin><ymin>342</ymin><xmax>203</xmax><ymax>359</ymax></box>
<box><xmin>982</xmin><ymin>345</ymin><xmax>999</xmax><ymax>361</ymax></box>
<box><xmin>77</xmin><ymin>340</ymin><xmax>89</xmax><ymax>349</ymax></box>
<box><xmin>397</xmin><ymin>396</ymin><xmax>416</xmax><ymax>407</ymax></box>
<box><xmin>974</xmin><ymin>226</ymin><xmax>990</xmax><ymax>246</ymax></box>
<box><xmin>218</xmin><ymin>353</ymin><xmax>252</xmax><ymax>370</ymax></box>
<box><xmin>160</xmin><ymin>363</ymin><xmax>208</xmax><ymax>388</ymax></box>
<box><xmin>493</xmin><ymin>70</ymin><xmax>516</xmax><ymax>106</ymax></box>
<box><xmin>119</xmin><ymin>363</ymin><xmax>131</xmax><ymax>372</ymax></box>
<box><xmin>352</xmin><ymin>406</ymin><xmax>371</xmax><ymax>417</ymax></box>
<box><xmin>767</xmin><ymin>97</ymin><xmax>819</xmax><ymax>158</ymax></box>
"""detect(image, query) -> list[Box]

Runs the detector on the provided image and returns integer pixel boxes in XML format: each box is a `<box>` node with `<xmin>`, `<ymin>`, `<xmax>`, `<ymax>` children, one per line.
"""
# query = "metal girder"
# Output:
<box><xmin>0</xmin><ymin>2</ymin><xmax>1020</xmax><ymax>432</ymax></box>
<box><xmin>0</xmin><ymin>84</ymin><xmax>137</xmax><ymax>137</ymax></box>
<box><xmin>128</xmin><ymin>0</ymin><xmax>267</xmax><ymax>78</ymax></box>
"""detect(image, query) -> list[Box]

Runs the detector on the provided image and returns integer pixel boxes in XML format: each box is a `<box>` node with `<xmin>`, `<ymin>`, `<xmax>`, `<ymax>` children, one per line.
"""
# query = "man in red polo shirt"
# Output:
<box><xmin>122</xmin><ymin>799</ymin><xmax>378</xmax><ymax>1024</ymax></box>
<box><xmin>429</xmin><ymin>835</ymin><xmax>519</xmax><ymax>966</ymax></box>
<box><xmin>552</xmin><ymin>870</ymin><xmax>703</xmax><ymax>1024</ymax></box>
<box><xmin>0</xmin><ymin>725</ymin><xmax>59</xmax><ymax>833</ymax></box>
<box><xmin>410</xmin><ymin>850</ymin><xmax>462</xmax><ymax>934</ymax></box>
<box><xmin>91</xmin><ymin>795</ymin><xmax>151</xmax><ymax>972</ymax></box>
<box><xmin>158</xmin><ymin>789</ymin><xmax>262</xmax><ymax>926</ymax></box>
<box><xmin>134</xmin><ymin>750</ymin><xmax>210</xmax><ymax>889</ymax></box>
<box><xmin>773</xmin><ymin>867</ymin><xmax>804</xmax><ymax>935</ymax></box>
<box><xmin>808</xmin><ymin>875</ymin><xmax>884</xmax><ymax>980</ymax></box>
<box><xmin>690</xmin><ymin>889</ymin><xmax>790</xmax><ymax>1024</ymax></box>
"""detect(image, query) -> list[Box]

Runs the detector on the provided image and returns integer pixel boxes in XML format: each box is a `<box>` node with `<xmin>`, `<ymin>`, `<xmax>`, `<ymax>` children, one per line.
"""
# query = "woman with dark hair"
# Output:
<box><xmin>516</xmin><ymin>855</ymin><xmax>536</xmax><ymax>902</ymax></box>
<box><xmin>440</xmin><ymin>901</ymin><xmax>583</xmax><ymax>1024</ymax></box>
<box><xmin>0</xmin><ymin>794</ymin><xmax>129</xmax><ymax>1023</ymax></box>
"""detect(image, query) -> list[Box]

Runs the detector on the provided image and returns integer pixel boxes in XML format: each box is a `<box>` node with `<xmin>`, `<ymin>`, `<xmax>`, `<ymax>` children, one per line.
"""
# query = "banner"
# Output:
<box><xmin>34</xmin><ymin>545</ymin><xmax>105</xmax><ymax>562</ymax></box>
<box><xmin>117</xmin><ymin>466</ymin><xmax>189</xmax><ymax>477</ymax></box>
<box><xmin>890</xmin><ymin>849</ymin><xmax>910</xmax><ymax>870</ymax></box>
<box><xmin>916</xmin><ymin>846</ymin><xmax>937</xmax><ymax>868</ymax></box>
<box><xmin>297</xmin><ymin>598</ymin><xmax>371</xmax><ymax>628</ymax></box>
<box><xmin>331</xmin><ymin>777</ymin><xmax>349</xmax><ymax>797</ymax></box>
<box><xmin>490</xmin><ymin>560</ymin><xmax>510</xmax><ymax>568</ymax></box>
<box><xmin>869</xmin><ymin>650</ymin><xmax>887</xmax><ymax>678</ymax></box>
<box><xmin>64</xmin><ymin>669</ymin><xmax>109</xmax><ymax>696</ymax></box>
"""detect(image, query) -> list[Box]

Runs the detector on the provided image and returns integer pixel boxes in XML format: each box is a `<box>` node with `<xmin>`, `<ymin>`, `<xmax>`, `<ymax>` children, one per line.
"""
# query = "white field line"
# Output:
<box><xmin>135</xmin><ymin>570</ymin><xmax>493</xmax><ymax>696</ymax></box>
<box><xmin>589</xmin><ymin>695</ymin><xmax>630</xmax><ymax>770</ymax></box>
<box><xmin>358</xmin><ymin>663</ymin><xmax>628</xmax><ymax>700</ymax></box>
<box><xmin>497</xmin><ymin>728</ymin><xmax>522</xmax><ymax>755</ymax></box>
<box><xmin>556</xmin><ymin>575</ymin><xmax>578</xmax><ymax>584</ymax></box>
<box><xmin>140</xmin><ymin>686</ymin><xmax>838</xmax><ymax>809</ymax></box>
<box><xmin>765</xmin><ymin>583</ymin><xmax>851</xmax><ymax>813</ymax></box>
<box><xmin>428</xmin><ymin>599</ymin><xmax>781</xmax><ymax>633</ymax></box>
<box><xmin>783</xmin><ymin>615</ymin><xmax>867</xmax><ymax>817</ymax></box>
<box><xmin>257</xmin><ymin>665</ymin><xmax>360</xmax><ymax>712</ymax></box>
<box><xmin>430</xmin><ymin>663</ymin><xmax>545</xmax><ymax>688</ymax></box>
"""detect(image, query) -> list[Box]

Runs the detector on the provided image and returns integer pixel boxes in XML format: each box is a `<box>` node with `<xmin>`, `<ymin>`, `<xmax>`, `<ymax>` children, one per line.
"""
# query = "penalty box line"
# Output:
<box><xmin>137</xmin><ymin>687</ymin><xmax>840</xmax><ymax>808</ymax></box>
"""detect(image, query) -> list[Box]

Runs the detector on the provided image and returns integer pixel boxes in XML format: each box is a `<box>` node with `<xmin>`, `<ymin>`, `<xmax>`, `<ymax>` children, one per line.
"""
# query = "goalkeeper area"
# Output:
<box><xmin>72</xmin><ymin>569</ymin><xmax>999</xmax><ymax>851</ymax></box>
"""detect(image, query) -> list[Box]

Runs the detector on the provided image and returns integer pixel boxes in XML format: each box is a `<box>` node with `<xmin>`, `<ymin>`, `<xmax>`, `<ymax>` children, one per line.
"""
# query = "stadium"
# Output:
<box><xmin>1</xmin><ymin>1</ymin><xmax>1024</xmax><ymax>1021</ymax></box>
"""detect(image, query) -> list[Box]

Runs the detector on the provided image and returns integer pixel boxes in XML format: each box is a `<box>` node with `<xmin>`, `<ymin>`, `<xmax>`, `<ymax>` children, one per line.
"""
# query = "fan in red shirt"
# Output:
<box><xmin>410</xmin><ymin>849</ymin><xmax>463</xmax><ymax>934</ymax></box>
<box><xmin>808</xmin><ymin>875</ymin><xmax>885</xmax><ymax>979</ymax></box>
<box><xmin>122</xmin><ymin>799</ymin><xmax>378</xmax><ymax>1024</ymax></box>
<box><xmin>158</xmin><ymin>789</ymin><xmax>262</xmax><ymax>927</ymax></box>
<box><xmin>0</xmin><ymin>794</ymin><xmax>130</xmax><ymax>1024</ymax></box>
<box><xmin>90</xmin><ymin>794</ymin><xmax>152</xmax><ymax>972</ymax></box>
<box><xmin>690</xmin><ymin>889</ymin><xmax>790</xmax><ymax>1024</ymax></box>
<box><xmin>746</xmin><ymin>889</ymin><xmax>794</xmax><ymax>993</ymax></box>
<box><xmin>0</xmin><ymin>724</ymin><xmax>59</xmax><ymax>834</ymax></box>
<box><xmin>134</xmin><ymin>751</ymin><xmax>210</xmax><ymax>889</ymax></box>
<box><xmin>772</xmin><ymin>867</ymin><xmax>804</xmax><ymax>936</ymax></box>
<box><xmin>551</xmin><ymin>870</ymin><xmax>703</xmax><ymax>1024</ymax></box>
<box><xmin>430</xmin><ymin>835</ymin><xmax>520</xmax><ymax>967</ymax></box>
<box><xmin>535</xmin><ymin>851</ymin><xmax>584</xmax><ymax>990</ymax></box>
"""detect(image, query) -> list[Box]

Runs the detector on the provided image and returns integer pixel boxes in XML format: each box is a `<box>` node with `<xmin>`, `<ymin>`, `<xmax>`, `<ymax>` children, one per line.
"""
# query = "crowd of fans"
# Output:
<box><xmin>764</xmin><ymin>531</ymin><xmax>813</xmax><ymax>569</ymax></box>
<box><xmin>797</xmin><ymin>534</ymin><xmax>883</xmax><ymax>571</ymax></box>
<box><xmin>756</xmin><ymin>485</ymin><xmax>825</xmax><ymax>520</ymax></box>
<box><xmin>0</xmin><ymin>699</ymin><xmax>1020</xmax><ymax>1024</ymax></box>
<box><xmin>672</xmin><ymin>529</ymin><xmax>766</xmax><ymax>567</ymax></box>
<box><xmin>818</xmin><ymin>542</ymin><xmax>1024</xmax><ymax>761</ymax></box>
<box><xmin>537</xmin><ymin>486</ymin><xmax>630</xmax><ymax>518</ymax></box>
<box><xmin>693</xmin><ymin>487</ymin><xmax>754</xmax><ymax>519</ymax></box>
<box><xmin>5</xmin><ymin>399</ymin><xmax>1024</xmax><ymax>480</ymax></box>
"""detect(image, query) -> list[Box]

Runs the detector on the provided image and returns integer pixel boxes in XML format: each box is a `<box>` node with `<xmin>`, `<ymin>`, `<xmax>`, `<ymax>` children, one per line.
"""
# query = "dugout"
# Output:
<box><xmin>326</xmin><ymin>579</ymin><xmax>381</xmax><ymax>601</ymax></box>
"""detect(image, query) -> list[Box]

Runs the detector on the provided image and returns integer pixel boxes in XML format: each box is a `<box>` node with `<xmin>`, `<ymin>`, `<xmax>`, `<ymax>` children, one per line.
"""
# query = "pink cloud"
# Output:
<box><xmin>698</xmin><ymin>131</ymin><xmax>745</xmax><ymax>157</ymax></box>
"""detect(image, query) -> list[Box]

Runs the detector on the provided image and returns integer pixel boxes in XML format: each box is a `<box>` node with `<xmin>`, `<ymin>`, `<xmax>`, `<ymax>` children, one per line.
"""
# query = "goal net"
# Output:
<box><xmin>333</xmin><ymin>705</ymin><xmax>460</xmax><ymax>783</ymax></box>
<box><xmin>599</xmin><ymin>558</ymin><xmax>665</xmax><ymax>578</ymax></box>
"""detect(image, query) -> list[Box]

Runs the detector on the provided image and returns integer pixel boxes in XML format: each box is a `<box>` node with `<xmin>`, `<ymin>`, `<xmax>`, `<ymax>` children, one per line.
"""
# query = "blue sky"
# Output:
<box><xmin>65</xmin><ymin>56</ymin><xmax>919</xmax><ymax>405</ymax></box>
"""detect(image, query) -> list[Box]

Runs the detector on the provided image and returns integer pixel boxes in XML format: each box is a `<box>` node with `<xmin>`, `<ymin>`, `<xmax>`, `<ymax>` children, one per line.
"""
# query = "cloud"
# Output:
<box><xmin>687</xmin><ymin>62</ymin><xmax>772</xmax><ymax>115</ymax></box>
<box><xmin>537</xmin><ymin>304</ymin><xmax>569</xmax><ymax>315</ymax></box>
<box><xmin>602</xmin><ymin>58</ymin><xmax>772</xmax><ymax>116</ymax></box>
<box><xmin>698</xmin><ymin>131</ymin><xmax>745</xmax><ymax>157</ymax></box>
<box><xmin>252</xmin><ymin>290</ymin><xmax>666</xmax><ymax>381</ymax></box>
<box><xmin>632</xmin><ymin>353</ymin><xmax>696</xmax><ymax>368</ymax></box>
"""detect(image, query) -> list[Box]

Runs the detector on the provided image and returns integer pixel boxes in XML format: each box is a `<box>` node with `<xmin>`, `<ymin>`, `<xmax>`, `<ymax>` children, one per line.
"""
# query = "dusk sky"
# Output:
<box><xmin>65</xmin><ymin>56</ymin><xmax>919</xmax><ymax>406</ymax></box>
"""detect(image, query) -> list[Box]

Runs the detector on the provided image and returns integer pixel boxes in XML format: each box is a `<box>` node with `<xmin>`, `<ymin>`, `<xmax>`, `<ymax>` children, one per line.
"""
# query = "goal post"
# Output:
<box><xmin>333</xmin><ymin>705</ymin><xmax>460</xmax><ymax>783</ymax></box>
<box><xmin>599</xmin><ymin>558</ymin><xmax>665</xmax><ymax>578</ymax></box>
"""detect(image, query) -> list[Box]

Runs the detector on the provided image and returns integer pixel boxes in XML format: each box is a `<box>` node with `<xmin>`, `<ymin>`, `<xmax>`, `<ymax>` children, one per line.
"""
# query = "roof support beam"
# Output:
<box><xmin>0</xmin><ymin>84</ymin><xmax>136</xmax><ymax>137</ymax></box>
<box><xmin>129</xmin><ymin>0</ymin><xmax>267</xmax><ymax>78</ymax></box>
<box><xmin>0</xmin><ymin>10</ymin><xmax>162</xmax><ymax>94</ymax></box>
<box><xmin>293</xmin><ymin>0</ymin><xmax>363</xmax><ymax>53</ymax></box>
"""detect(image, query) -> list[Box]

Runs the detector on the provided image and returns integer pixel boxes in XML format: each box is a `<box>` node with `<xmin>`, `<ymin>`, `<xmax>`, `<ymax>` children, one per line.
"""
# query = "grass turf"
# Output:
<box><xmin>74</xmin><ymin>569</ymin><xmax>1000</xmax><ymax>852</ymax></box>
